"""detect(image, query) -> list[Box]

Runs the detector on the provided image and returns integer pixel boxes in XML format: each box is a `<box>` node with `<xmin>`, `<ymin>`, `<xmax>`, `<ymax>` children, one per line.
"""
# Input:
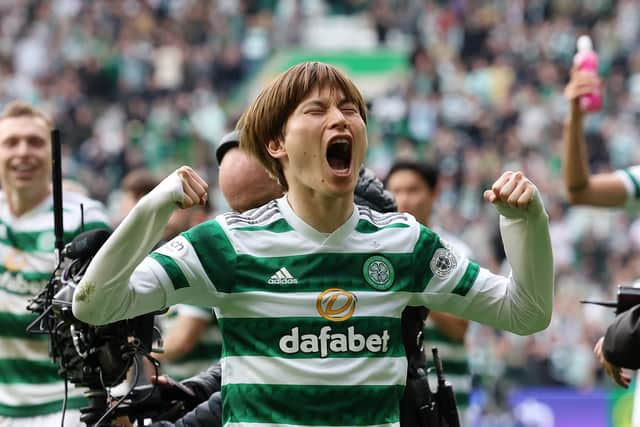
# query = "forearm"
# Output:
<box><xmin>73</xmin><ymin>174</ymin><xmax>183</xmax><ymax>325</ymax></box>
<box><xmin>563</xmin><ymin>100</ymin><xmax>591</xmax><ymax>196</ymax></box>
<box><xmin>428</xmin><ymin>311</ymin><xmax>468</xmax><ymax>342</ymax></box>
<box><xmin>497</xmin><ymin>204</ymin><xmax>554</xmax><ymax>334</ymax></box>
<box><xmin>458</xmin><ymin>193</ymin><xmax>553</xmax><ymax>335</ymax></box>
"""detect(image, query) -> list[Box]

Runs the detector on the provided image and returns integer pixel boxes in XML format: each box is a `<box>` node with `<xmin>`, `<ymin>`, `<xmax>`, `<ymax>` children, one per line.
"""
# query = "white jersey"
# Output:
<box><xmin>0</xmin><ymin>192</ymin><xmax>109</xmax><ymax>418</ymax></box>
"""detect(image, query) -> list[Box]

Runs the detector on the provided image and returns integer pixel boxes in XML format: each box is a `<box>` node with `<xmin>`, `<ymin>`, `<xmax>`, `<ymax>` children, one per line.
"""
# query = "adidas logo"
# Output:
<box><xmin>268</xmin><ymin>267</ymin><xmax>298</xmax><ymax>285</ymax></box>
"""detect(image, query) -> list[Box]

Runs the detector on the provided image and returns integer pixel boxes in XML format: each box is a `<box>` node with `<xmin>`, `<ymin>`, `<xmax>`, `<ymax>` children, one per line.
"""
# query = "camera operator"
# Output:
<box><xmin>563</xmin><ymin>68</ymin><xmax>640</xmax><ymax>412</ymax></box>
<box><xmin>0</xmin><ymin>101</ymin><xmax>110</xmax><ymax>426</ymax></box>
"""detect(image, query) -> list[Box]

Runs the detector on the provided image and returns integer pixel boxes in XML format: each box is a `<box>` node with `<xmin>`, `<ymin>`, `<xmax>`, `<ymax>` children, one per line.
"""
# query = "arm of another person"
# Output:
<box><xmin>412</xmin><ymin>171</ymin><xmax>553</xmax><ymax>336</ymax></box>
<box><xmin>563</xmin><ymin>70</ymin><xmax>628</xmax><ymax>206</ymax></box>
<box><xmin>427</xmin><ymin>312</ymin><xmax>468</xmax><ymax>342</ymax></box>
<box><xmin>158</xmin><ymin>309</ymin><xmax>211</xmax><ymax>362</ymax></box>
<box><xmin>72</xmin><ymin>167</ymin><xmax>209</xmax><ymax>325</ymax></box>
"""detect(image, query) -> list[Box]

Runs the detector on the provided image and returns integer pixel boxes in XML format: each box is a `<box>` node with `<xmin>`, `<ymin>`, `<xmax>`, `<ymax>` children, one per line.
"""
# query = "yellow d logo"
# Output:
<box><xmin>316</xmin><ymin>288</ymin><xmax>357</xmax><ymax>322</ymax></box>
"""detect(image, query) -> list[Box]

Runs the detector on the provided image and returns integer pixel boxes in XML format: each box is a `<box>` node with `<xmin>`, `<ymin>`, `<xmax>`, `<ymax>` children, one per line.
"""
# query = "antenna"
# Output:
<box><xmin>51</xmin><ymin>129</ymin><xmax>64</xmax><ymax>256</ymax></box>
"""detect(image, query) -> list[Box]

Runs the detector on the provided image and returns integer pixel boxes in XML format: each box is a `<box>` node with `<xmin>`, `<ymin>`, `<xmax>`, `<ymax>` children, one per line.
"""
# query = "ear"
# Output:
<box><xmin>266</xmin><ymin>138</ymin><xmax>287</xmax><ymax>159</ymax></box>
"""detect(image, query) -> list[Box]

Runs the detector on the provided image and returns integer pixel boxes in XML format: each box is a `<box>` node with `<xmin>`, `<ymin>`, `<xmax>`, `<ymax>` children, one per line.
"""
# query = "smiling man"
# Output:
<box><xmin>73</xmin><ymin>62</ymin><xmax>554</xmax><ymax>427</ymax></box>
<box><xmin>0</xmin><ymin>101</ymin><xmax>110</xmax><ymax>426</ymax></box>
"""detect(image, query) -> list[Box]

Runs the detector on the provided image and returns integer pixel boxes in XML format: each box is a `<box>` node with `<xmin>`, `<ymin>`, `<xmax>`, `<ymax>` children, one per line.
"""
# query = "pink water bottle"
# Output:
<box><xmin>573</xmin><ymin>35</ymin><xmax>602</xmax><ymax>112</ymax></box>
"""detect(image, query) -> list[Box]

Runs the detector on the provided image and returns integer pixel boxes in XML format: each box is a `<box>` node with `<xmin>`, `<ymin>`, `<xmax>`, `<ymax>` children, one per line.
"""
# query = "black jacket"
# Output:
<box><xmin>603</xmin><ymin>304</ymin><xmax>640</xmax><ymax>369</ymax></box>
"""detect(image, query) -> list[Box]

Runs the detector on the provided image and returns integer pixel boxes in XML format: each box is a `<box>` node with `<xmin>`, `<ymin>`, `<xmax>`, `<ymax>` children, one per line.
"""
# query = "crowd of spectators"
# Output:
<box><xmin>2</xmin><ymin>0</ymin><xmax>640</xmax><ymax>419</ymax></box>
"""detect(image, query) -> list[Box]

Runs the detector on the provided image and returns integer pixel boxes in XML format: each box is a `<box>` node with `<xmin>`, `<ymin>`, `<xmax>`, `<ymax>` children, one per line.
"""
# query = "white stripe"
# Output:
<box><xmin>222</xmin><ymin>355</ymin><xmax>406</xmax><ymax>386</ymax></box>
<box><xmin>224</xmin><ymin>423</ymin><xmax>399</xmax><ymax>427</ymax></box>
<box><xmin>281</xmin><ymin>268</ymin><xmax>293</xmax><ymax>279</ymax></box>
<box><xmin>0</xmin><ymin>337</ymin><xmax>50</xmax><ymax>360</ymax></box>
<box><xmin>276</xmin><ymin>270</ymin><xmax>286</xmax><ymax>279</ymax></box>
<box><xmin>0</xmin><ymin>290</ymin><xmax>35</xmax><ymax>314</ymax></box>
<box><xmin>216</xmin><ymin>291</ymin><xmax>410</xmax><ymax>319</ymax></box>
<box><xmin>0</xmin><ymin>382</ymin><xmax>84</xmax><ymax>406</ymax></box>
<box><xmin>226</xmin><ymin>224</ymin><xmax>419</xmax><ymax>257</ymax></box>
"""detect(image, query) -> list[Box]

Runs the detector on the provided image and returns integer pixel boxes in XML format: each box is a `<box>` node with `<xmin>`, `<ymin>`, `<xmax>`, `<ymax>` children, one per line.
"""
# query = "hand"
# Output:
<box><xmin>484</xmin><ymin>171</ymin><xmax>537</xmax><ymax>208</ymax></box>
<box><xmin>564</xmin><ymin>69</ymin><xmax>601</xmax><ymax>102</ymax></box>
<box><xmin>176</xmin><ymin>166</ymin><xmax>208</xmax><ymax>209</ymax></box>
<box><xmin>594</xmin><ymin>336</ymin><xmax>631</xmax><ymax>388</ymax></box>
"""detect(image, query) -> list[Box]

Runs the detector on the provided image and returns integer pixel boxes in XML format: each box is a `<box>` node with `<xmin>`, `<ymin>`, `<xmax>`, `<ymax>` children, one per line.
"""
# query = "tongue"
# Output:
<box><xmin>328</xmin><ymin>156</ymin><xmax>348</xmax><ymax>171</ymax></box>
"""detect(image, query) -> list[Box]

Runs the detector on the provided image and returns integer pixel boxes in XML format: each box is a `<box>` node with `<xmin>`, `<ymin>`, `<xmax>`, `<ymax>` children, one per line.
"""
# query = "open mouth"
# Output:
<box><xmin>326</xmin><ymin>138</ymin><xmax>352</xmax><ymax>173</ymax></box>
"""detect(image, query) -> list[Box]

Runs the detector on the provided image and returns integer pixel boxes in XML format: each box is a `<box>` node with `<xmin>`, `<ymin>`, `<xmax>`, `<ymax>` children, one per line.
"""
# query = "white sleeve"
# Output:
<box><xmin>615</xmin><ymin>166</ymin><xmax>640</xmax><ymax>201</ymax></box>
<box><xmin>414</xmin><ymin>188</ymin><xmax>554</xmax><ymax>335</ymax></box>
<box><xmin>72</xmin><ymin>172</ymin><xmax>185</xmax><ymax>325</ymax></box>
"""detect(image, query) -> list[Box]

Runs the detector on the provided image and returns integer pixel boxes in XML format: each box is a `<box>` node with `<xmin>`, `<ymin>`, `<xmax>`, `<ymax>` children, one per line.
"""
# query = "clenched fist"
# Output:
<box><xmin>484</xmin><ymin>171</ymin><xmax>544</xmax><ymax>218</ymax></box>
<box><xmin>176</xmin><ymin>166</ymin><xmax>208</xmax><ymax>209</ymax></box>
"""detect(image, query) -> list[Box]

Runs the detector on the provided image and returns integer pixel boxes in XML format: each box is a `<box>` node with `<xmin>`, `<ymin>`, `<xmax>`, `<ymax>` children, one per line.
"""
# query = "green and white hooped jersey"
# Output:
<box><xmin>0</xmin><ymin>192</ymin><xmax>109</xmax><ymax>417</ymax></box>
<box><xmin>157</xmin><ymin>304</ymin><xmax>222</xmax><ymax>380</ymax></box>
<box><xmin>145</xmin><ymin>197</ymin><xmax>487</xmax><ymax>427</ymax></box>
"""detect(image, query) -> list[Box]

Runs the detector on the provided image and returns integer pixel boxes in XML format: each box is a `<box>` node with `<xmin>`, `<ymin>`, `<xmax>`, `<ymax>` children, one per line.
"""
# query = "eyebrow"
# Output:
<box><xmin>301</xmin><ymin>97</ymin><xmax>356</xmax><ymax>109</ymax></box>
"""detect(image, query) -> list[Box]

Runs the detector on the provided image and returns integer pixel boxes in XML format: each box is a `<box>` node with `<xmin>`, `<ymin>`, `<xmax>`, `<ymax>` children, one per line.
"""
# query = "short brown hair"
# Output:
<box><xmin>238</xmin><ymin>62</ymin><xmax>367</xmax><ymax>189</ymax></box>
<box><xmin>121</xmin><ymin>169</ymin><xmax>160</xmax><ymax>201</ymax></box>
<box><xmin>0</xmin><ymin>100</ymin><xmax>53</xmax><ymax>128</ymax></box>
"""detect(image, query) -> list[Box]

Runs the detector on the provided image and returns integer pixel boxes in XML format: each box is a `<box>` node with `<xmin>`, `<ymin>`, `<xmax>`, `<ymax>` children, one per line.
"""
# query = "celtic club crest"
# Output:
<box><xmin>363</xmin><ymin>255</ymin><xmax>395</xmax><ymax>290</ymax></box>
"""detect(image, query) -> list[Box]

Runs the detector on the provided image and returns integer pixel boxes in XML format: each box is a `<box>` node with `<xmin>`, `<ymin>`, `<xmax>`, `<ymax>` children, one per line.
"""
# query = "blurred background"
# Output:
<box><xmin>2</xmin><ymin>0</ymin><xmax>640</xmax><ymax>425</ymax></box>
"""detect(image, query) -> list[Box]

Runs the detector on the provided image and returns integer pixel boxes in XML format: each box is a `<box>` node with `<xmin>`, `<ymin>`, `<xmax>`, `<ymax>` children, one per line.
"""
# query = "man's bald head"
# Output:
<box><xmin>218</xmin><ymin>147</ymin><xmax>284</xmax><ymax>212</ymax></box>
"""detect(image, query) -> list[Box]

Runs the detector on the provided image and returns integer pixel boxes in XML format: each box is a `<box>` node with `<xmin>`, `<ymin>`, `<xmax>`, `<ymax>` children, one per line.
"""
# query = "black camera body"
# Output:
<box><xmin>27</xmin><ymin>229</ymin><xmax>160</xmax><ymax>426</ymax></box>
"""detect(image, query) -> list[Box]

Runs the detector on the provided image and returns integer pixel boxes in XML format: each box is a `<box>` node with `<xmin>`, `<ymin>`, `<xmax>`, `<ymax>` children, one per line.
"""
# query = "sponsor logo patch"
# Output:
<box><xmin>316</xmin><ymin>288</ymin><xmax>356</xmax><ymax>321</ymax></box>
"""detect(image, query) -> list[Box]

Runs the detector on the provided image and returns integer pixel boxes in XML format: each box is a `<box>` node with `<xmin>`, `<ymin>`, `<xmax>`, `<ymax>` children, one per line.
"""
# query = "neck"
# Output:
<box><xmin>6</xmin><ymin>187</ymin><xmax>50</xmax><ymax>217</ymax></box>
<box><xmin>286</xmin><ymin>187</ymin><xmax>354</xmax><ymax>233</ymax></box>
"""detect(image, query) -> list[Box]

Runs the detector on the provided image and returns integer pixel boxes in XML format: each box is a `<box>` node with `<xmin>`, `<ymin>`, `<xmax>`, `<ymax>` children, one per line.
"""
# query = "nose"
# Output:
<box><xmin>15</xmin><ymin>139</ymin><xmax>30</xmax><ymax>156</ymax></box>
<box><xmin>327</xmin><ymin>106</ymin><xmax>348</xmax><ymax>130</ymax></box>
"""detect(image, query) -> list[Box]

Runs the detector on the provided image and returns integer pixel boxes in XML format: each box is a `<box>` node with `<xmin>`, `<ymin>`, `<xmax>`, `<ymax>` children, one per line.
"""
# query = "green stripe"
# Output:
<box><xmin>234</xmin><ymin>252</ymin><xmax>418</xmax><ymax>293</ymax></box>
<box><xmin>355</xmin><ymin>219</ymin><xmax>410</xmax><ymax>234</ymax></box>
<box><xmin>149</xmin><ymin>253</ymin><xmax>190</xmax><ymax>290</ymax></box>
<box><xmin>0</xmin><ymin>395</ymin><xmax>87</xmax><ymax>417</ymax></box>
<box><xmin>415</xmin><ymin>226</ymin><xmax>445</xmax><ymax>292</ymax></box>
<box><xmin>222</xmin><ymin>383</ymin><xmax>402</xmax><ymax>425</ymax></box>
<box><xmin>231</xmin><ymin>218</ymin><xmax>294</xmax><ymax>233</ymax></box>
<box><xmin>183</xmin><ymin>221</ymin><xmax>236</xmax><ymax>293</ymax></box>
<box><xmin>219</xmin><ymin>316</ymin><xmax>404</xmax><ymax>358</ymax></box>
<box><xmin>0</xmin><ymin>359</ymin><xmax>61</xmax><ymax>384</ymax></box>
<box><xmin>423</xmin><ymin>326</ymin><xmax>460</xmax><ymax>343</ymax></box>
<box><xmin>452</xmin><ymin>261</ymin><xmax>479</xmax><ymax>297</ymax></box>
<box><xmin>176</xmin><ymin>341</ymin><xmax>222</xmax><ymax>363</ymax></box>
<box><xmin>0</xmin><ymin>312</ymin><xmax>47</xmax><ymax>340</ymax></box>
<box><xmin>455</xmin><ymin>392</ymin><xmax>469</xmax><ymax>408</ymax></box>
<box><xmin>624</xmin><ymin>169</ymin><xmax>640</xmax><ymax>198</ymax></box>
<box><xmin>0</xmin><ymin>221</ymin><xmax>109</xmax><ymax>253</ymax></box>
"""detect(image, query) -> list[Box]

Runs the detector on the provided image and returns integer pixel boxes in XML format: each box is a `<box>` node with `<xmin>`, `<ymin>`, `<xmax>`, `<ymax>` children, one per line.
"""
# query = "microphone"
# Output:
<box><xmin>64</xmin><ymin>229</ymin><xmax>111</xmax><ymax>261</ymax></box>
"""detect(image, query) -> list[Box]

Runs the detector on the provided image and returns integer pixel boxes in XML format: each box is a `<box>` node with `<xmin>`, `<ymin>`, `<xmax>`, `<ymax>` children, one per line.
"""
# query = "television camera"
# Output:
<box><xmin>26</xmin><ymin>130</ymin><xmax>196</xmax><ymax>426</ymax></box>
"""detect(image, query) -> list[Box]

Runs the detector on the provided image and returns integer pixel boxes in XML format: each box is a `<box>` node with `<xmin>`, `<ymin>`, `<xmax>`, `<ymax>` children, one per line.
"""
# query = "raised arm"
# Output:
<box><xmin>72</xmin><ymin>167</ymin><xmax>208</xmax><ymax>325</ymax></box>
<box><xmin>563</xmin><ymin>70</ymin><xmax>627</xmax><ymax>207</ymax></box>
<box><xmin>414</xmin><ymin>171</ymin><xmax>554</xmax><ymax>335</ymax></box>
